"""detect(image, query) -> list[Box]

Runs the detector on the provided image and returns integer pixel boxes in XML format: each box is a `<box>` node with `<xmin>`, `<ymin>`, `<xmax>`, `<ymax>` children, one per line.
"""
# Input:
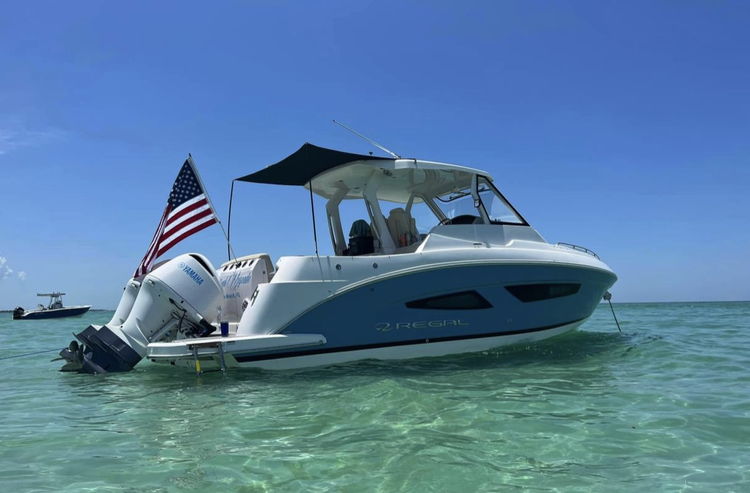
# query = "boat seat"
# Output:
<box><xmin>387</xmin><ymin>208</ymin><xmax>420</xmax><ymax>248</ymax></box>
<box><xmin>347</xmin><ymin>220</ymin><xmax>375</xmax><ymax>256</ymax></box>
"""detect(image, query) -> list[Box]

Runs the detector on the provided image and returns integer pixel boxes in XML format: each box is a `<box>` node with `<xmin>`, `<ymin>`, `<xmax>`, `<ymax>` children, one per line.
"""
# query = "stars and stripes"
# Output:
<box><xmin>134</xmin><ymin>157</ymin><xmax>218</xmax><ymax>278</ymax></box>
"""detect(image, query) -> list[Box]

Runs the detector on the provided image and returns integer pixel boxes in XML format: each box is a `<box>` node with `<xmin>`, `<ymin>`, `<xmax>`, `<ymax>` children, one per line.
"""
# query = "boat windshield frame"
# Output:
<box><xmin>433</xmin><ymin>175</ymin><xmax>529</xmax><ymax>227</ymax></box>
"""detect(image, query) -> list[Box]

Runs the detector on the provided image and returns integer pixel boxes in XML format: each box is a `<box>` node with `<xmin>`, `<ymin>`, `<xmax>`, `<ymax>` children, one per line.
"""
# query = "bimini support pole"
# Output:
<box><xmin>305</xmin><ymin>144</ymin><xmax>320</xmax><ymax>256</ymax></box>
<box><xmin>227</xmin><ymin>180</ymin><xmax>236</xmax><ymax>262</ymax></box>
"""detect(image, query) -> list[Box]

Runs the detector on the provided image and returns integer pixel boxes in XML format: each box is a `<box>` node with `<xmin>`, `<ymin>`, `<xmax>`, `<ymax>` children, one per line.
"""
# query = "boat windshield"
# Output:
<box><xmin>435</xmin><ymin>189</ymin><xmax>480</xmax><ymax>221</ymax></box>
<box><xmin>435</xmin><ymin>177</ymin><xmax>527</xmax><ymax>225</ymax></box>
<box><xmin>476</xmin><ymin>177</ymin><xmax>526</xmax><ymax>225</ymax></box>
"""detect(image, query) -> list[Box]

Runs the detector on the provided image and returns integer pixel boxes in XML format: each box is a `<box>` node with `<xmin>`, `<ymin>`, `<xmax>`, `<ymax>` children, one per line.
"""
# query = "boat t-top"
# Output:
<box><xmin>59</xmin><ymin>143</ymin><xmax>617</xmax><ymax>373</ymax></box>
<box><xmin>14</xmin><ymin>293</ymin><xmax>91</xmax><ymax>320</ymax></box>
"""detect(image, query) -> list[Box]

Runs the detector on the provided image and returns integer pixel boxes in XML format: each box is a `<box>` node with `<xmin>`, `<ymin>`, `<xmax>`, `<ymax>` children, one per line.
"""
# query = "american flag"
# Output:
<box><xmin>134</xmin><ymin>156</ymin><xmax>218</xmax><ymax>278</ymax></box>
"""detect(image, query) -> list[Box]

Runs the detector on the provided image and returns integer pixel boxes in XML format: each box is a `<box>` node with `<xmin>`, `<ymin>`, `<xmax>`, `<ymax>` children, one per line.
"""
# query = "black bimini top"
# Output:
<box><xmin>236</xmin><ymin>143</ymin><xmax>391</xmax><ymax>186</ymax></box>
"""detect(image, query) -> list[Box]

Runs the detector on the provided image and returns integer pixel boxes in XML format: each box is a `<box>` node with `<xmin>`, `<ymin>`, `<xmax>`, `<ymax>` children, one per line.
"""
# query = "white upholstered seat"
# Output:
<box><xmin>387</xmin><ymin>208</ymin><xmax>420</xmax><ymax>248</ymax></box>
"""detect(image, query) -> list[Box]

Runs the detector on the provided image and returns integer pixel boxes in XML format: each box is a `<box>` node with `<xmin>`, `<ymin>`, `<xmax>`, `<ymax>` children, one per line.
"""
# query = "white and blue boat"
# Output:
<box><xmin>59</xmin><ymin>144</ymin><xmax>617</xmax><ymax>373</ymax></box>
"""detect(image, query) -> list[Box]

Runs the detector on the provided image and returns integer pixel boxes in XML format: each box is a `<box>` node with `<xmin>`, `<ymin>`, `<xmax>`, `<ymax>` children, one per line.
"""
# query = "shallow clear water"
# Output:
<box><xmin>0</xmin><ymin>303</ymin><xmax>748</xmax><ymax>492</ymax></box>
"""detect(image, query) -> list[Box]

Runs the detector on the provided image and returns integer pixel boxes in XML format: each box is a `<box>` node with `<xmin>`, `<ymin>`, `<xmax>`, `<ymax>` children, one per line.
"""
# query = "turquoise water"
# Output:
<box><xmin>0</xmin><ymin>303</ymin><xmax>748</xmax><ymax>492</ymax></box>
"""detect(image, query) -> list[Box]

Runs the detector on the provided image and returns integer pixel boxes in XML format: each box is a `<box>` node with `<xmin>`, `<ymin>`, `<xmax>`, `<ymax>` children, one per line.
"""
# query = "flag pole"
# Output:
<box><xmin>188</xmin><ymin>153</ymin><xmax>238</xmax><ymax>262</ymax></box>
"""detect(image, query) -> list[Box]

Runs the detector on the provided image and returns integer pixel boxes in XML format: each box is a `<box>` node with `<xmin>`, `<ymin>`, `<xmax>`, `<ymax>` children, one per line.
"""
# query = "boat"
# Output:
<box><xmin>13</xmin><ymin>293</ymin><xmax>91</xmax><ymax>320</ymax></box>
<box><xmin>58</xmin><ymin>143</ymin><xmax>617</xmax><ymax>374</ymax></box>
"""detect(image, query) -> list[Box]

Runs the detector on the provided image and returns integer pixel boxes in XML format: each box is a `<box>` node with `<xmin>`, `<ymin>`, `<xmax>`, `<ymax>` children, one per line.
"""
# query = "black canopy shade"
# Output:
<box><xmin>236</xmin><ymin>143</ymin><xmax>391</xmax><ymax>186</ymax></box>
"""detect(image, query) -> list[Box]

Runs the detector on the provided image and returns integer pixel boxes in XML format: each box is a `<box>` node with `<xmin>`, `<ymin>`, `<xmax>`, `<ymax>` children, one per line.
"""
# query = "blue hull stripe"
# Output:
<box><xmin>233</xmin><ymin>317</ymin><xmax>586</xmax><ymax>363</ymax></box>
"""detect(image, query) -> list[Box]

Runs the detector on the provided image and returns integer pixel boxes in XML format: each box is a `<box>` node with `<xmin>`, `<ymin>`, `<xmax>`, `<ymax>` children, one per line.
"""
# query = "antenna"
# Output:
<box><xmin>332</xmin><ymin>120</ymin><xmax>401</xmax><ymax>159</ymax></box>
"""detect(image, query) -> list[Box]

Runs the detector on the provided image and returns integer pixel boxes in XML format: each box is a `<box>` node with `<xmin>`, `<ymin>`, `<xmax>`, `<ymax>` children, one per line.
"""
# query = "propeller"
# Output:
<box><xmin>58</xmin><ymin>339</ymin><xmax>85</xmax><ymax>372</ymax></box>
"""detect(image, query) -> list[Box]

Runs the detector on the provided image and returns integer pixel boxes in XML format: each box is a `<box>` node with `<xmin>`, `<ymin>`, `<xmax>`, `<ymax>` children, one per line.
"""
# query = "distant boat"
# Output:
<box><xmin>12</xmin><ymin>292</ymin><xmax>91</xmax><ymax>320</ymax></box>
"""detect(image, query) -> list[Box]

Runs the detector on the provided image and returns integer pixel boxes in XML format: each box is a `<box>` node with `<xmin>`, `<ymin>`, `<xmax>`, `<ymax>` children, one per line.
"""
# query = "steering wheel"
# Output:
<box><xmin>438</xmin><ymin>214</ymin><xmax>481</xmax><ymax>226</ymax></box>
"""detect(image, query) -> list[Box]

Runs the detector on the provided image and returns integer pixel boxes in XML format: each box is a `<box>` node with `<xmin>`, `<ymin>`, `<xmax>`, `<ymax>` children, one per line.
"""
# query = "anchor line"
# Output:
<box><xmin>0</xmin><ymin>348</ymin><xmax>59</xmax><ymax>361</ymax></box>
<box><xmin>604</xmin><ymin>291</ymin><xmax>622</xmax><ymax>333</ymax></box>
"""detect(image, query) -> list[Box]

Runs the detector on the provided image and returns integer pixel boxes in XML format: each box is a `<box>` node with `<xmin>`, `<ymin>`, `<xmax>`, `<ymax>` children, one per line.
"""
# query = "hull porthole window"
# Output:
<box><xmin>505</xmin><ymin>283</ymin><xmax>581</xmax><ymax>303</ymax></box>
<box><xmin>406</xmin><ymin>290</ymin><xmax>492</xmax><ymax>310</ymax></box>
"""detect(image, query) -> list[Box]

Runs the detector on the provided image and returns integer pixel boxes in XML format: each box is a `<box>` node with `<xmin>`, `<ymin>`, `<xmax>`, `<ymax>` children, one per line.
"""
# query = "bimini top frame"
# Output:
<box><xmin>231</xmin><ymin>143</ymin><xmax>517</xmax><ymax>257</ymax></box>
<box><xmin>236</xmin><ymin>143</ymin><xmax>391</xmax><ymax>186</ymax></box>
<box><xmin>235</xmin><ymin>143</ymin><xmax>492</xmax><ymax>193</ymax></box>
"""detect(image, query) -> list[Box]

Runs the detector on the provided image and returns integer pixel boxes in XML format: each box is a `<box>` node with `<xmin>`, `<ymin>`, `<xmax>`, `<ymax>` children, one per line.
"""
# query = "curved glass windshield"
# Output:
<box><xmin>409</xmin><ymin>200</ymin><xmax>441</xmax><ymax>234</ymax></box>
<box><xmin>477</xmin><ymin>176</ymin><xmax>527</xmax><ymax>225</ymax></box>
<box><xmin>433</xmin><ymin>177</ymin><xmax>527</xmax><ymax>226</ymax></box>
<box><xmin>435</xmin><ymin>188</ymin><xmax>481</xmax><ymax>221</ymax></box>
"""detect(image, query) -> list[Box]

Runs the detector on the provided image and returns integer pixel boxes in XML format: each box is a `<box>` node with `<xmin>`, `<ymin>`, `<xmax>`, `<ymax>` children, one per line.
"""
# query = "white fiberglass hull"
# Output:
<box><xmin>149</xmin><ymin>319</ymin><xmax>585</xmax><ymax>372</ymax></box>
<box><xmin>239</xmin><ymin>318</ymin><xmax>585</xmax><ymax>370</ymax></box>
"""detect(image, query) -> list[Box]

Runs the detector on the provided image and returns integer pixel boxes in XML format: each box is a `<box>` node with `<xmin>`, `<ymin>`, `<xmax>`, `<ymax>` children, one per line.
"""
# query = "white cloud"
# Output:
<box><xmin>0</xmin><ymin>253</ymin><xmax>13</xmax><ymax>280</ymax></box>
<box><xmin>0</xmin><ymin>119</ymin><xmax>65</xmax><ymax>156</ymax></box>
<box><xmin>0</xmin><ymin>252</ymin><xmax>24</xmax><ymax>281</ymax></box>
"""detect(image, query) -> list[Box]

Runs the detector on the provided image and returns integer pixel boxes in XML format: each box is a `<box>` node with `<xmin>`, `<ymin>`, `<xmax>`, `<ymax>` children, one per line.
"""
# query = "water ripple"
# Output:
<box><xmin>1</xmin><ymin>304</ymin><xmax>749</xmax><ymax>491</ymax></box>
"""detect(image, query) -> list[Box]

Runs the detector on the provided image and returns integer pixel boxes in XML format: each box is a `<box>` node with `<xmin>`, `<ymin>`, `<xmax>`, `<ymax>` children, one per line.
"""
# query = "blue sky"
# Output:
<box><xmin>1</xmin><ymin>1</ymin><xmax>748</xmax><ymax>308</ymax></box>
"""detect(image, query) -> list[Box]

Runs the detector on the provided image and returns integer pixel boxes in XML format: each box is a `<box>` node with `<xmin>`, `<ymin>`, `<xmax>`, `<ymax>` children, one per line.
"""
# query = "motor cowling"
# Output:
<box><xmin>60</xmin><ymin>253</ymin><xmax>224</xmax><ymax>374</ymax></box>
<box><xmin>107</xmin><ymin>278</ymin><xmax>141</xmax><ymax>326</ymax></box>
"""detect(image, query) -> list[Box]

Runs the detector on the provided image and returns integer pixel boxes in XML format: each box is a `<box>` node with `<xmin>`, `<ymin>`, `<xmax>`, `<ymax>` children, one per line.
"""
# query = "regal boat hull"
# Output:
<box><xmin>148</xmin><ymin>259</ymin><xmax>615</xmax><ymax>371</ymax></box>
<box><xmin>149</xmin><ymin>318</ymin><xmax>586</xmax><ymax>371</ymax></box>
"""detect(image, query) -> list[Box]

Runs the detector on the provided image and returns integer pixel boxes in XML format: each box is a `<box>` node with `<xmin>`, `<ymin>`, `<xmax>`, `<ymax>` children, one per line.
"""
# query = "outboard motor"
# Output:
<box><xmin>107</xmin><ymin>278</ymin><xmax>142</xmax><ymax>326</ymax></box>
<box><xmin>59</xmin><ymin>253</ymin><xmax>223</xmax><ymax>374</ymax></box>
<box><xmin>12</xmin><ymin>307</ymin><xmax>25</xmax><ymax>320</ymax></box>
<box><xmin>78</xmin><ymin>259</ymin><xmax>170</xmax><ymax>334</ymax></box>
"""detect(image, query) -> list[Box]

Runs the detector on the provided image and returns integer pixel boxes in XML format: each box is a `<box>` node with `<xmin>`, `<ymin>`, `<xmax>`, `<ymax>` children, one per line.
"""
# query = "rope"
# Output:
<box><xmin>603</xmin><ymin>291</ymin><xmax>622</xmax><ymax>333</ymax></box>
<box><xmin>0</xmin><ymin>348</ymin><xmax>59</xmax><ymax>362</ymax></box>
